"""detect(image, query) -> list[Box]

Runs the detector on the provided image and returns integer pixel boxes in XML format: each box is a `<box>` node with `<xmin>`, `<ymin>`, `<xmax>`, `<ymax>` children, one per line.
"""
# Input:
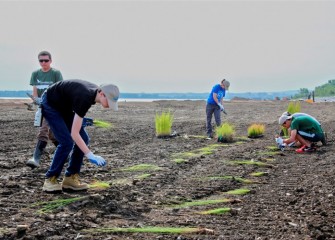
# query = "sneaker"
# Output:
<box><xmin>303</xmin><ymin>145</ymin><xmax>317</xmax><ymax>152</ymax></box>
<box><xmin>42</xmin><ymin>177</ymin><xmax>62</xmax><ymax>193</ymax></box>
<box><xmin>296</xmin><ymin>145</ymin><xmax>316</xmax><ymax>153</ymax></box>
<box><xmin>62</xmin><ymin>174</ymin><xmax>88</xmax><ymax>191</ymax></box>
<box><xmin>26</xmin><ymin>158</ymin><xmax>40</xmax><ymax>169</ymax></box>
<box><xmin>207</xmin><ymin>133</ymin><xmax>213</xmax><ymax>139</ymax></box>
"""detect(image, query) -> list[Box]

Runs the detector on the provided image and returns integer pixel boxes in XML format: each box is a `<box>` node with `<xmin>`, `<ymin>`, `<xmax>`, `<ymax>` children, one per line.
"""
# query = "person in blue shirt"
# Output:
<box><xmin>206</xmin><ymin>79</ymin><xmax>230</xmax><ymax>138</ymax></box>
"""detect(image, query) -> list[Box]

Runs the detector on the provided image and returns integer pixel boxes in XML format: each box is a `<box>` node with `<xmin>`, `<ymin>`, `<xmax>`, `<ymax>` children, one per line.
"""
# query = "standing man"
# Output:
<box><xmin>26</xmin><ymin>51</ymin><xmax>63</xmax><ymax>169</ymax></box>
<box><xmin>40</xmin><ymin>79</ymin><xmax>119</xmax><ymax>193</ymax></box>
<box><xmin>206</xmin><ymin>79</ymin><xmax>230</xmax><ymax>138</ymax></box>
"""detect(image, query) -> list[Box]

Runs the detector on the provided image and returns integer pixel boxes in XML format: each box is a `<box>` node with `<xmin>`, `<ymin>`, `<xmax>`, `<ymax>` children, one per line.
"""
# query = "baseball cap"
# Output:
<box><xmin>221</xmin><ymin>80</ymin><xmax>230</xmax><ymax>90</ymax></box>
<box><xmin>100</xmin><ymin>84</ymin><xmax>119</xmax><ymax>111</ymax></box>
<box><xmin>278</xmin><ymin>115</ymin><xmax>292</xmax><ymax>125</ymax></box>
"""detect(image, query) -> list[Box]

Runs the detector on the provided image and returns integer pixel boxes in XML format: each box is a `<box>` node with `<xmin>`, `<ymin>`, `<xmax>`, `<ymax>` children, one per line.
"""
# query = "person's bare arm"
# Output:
<box><xmin>32</xmin><ymin>86</ymin><xmax>38</xmax><ymax>98</ymax></box>
<box><xmin>71</xmin><ymin>114</ymin><xmax>90</xmax><ymax>155</ymax></box>
<box><xmin>284</xmin><ymin>129</ymin><xmax>297</xmax><ymax>144</ymax></box>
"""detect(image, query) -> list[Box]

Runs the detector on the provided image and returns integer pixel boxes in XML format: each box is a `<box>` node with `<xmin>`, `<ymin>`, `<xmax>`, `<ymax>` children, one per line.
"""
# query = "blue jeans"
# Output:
<box><xmin>206</xmin><ymin>103</ymin><xmax>221</xmax><ymax>135</ymax></box>
<box><xmin>41</xmin><ymin>93</ymin><xmax>90</xmax><ymax>178</ymax></box>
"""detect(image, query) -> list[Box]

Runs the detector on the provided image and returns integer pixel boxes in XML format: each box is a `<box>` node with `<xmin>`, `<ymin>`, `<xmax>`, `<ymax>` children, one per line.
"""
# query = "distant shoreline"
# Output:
<box><xmin>1</xmin><ymin>97</ymin><xmax>334</xmax><ymax>103</ymax></box>
<box><xmin>0</xmin><ymin>97</ymin><xmax>208</xmax><ymax>103</ymax></box>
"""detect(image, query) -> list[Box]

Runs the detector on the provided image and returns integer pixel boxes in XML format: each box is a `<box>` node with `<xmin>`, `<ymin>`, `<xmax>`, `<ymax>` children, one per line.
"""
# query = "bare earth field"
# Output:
<box><xmin>0</xmin><ymin>99</ymin><xmax>334</xmax><ymax>240</ymax></box>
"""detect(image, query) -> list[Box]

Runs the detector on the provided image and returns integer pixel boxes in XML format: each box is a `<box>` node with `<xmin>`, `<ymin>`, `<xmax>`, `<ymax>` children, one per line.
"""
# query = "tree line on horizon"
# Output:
<box><xmin>293</xmin><ymin>79</ymin><xmax>335</xmax><ymax>99</ymax></box>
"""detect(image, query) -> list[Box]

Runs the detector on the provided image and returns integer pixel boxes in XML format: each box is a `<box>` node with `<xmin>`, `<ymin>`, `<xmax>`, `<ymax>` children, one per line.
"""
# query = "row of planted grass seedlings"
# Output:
<box><xmin>30</xmin><ymin>110</ymin><xmax>282</xmax><ymax>236</ymax></box>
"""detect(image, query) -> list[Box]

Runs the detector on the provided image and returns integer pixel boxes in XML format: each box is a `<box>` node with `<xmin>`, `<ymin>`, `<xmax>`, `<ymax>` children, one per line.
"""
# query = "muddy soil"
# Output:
<box><xmin>0</xmin><ymin>99</ymin><xmax>334</xmax><ymax>240</ymax></box>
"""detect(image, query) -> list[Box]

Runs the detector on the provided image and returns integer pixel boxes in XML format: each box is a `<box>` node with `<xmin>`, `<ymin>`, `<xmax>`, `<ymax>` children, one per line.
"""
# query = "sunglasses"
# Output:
<box><xmin>39</xmin><ymin>59</ymin><xmax>50</xmax><ymax>63</ymax></box>
<box><xmin>282</xmin><ymin>120</ymin><xmax>287</xmax><ymax>126</ymax></box>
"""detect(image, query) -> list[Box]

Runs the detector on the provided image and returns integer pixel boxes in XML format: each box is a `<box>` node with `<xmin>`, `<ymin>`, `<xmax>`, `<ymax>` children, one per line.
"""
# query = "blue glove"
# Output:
<box><xmin>85</xmin><ymin>151</ymin><xmax>106</xmax><ymax>166</ymax></box>
<box><xmin>82</xmin><ymin>117</ymin><xmax>94</xmax><ymax>127</ymax></box>
<box><xmin>33</xmin><ymin>97</ymin><xmax>41</xmax><ymax>105</ymax></box>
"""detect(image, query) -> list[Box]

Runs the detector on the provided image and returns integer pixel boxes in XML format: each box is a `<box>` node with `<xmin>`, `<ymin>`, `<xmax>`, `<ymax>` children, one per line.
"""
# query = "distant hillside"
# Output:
<box><xmin>315</xmin><ymin>79</ymin><xmax>335</xmax><ymax>97</ymax></box>
<box><xmin>292</xmin><ymin>79</ymin><xmax>335</xmax><ymax>99</ymax></box>
<box><xmin>0</xmin><ymin>90</ymin><xmax>299</xmax><ymax>100</ymax></box>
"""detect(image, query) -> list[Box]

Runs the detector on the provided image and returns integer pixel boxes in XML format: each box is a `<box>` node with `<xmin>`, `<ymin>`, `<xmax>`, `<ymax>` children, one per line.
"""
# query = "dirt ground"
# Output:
<box><xmin>0</xmin><ymin>99</ymin><xmax>334</xmax><ymax>240</ymax></box>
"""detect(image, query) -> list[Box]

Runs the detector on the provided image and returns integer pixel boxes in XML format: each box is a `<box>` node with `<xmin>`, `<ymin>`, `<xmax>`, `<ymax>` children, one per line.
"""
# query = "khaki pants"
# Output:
<box><xmin>37</xmin><ymin>118</ymin><xmax>56</xmax><ymax>143</ymax></box>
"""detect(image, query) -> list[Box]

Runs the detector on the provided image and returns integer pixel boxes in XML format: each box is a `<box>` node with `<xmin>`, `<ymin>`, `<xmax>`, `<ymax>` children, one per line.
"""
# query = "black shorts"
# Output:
<box><xmin>297</xmin><ymin>131</ymin><xmax>324</xmax><ymax>142</ymax></box>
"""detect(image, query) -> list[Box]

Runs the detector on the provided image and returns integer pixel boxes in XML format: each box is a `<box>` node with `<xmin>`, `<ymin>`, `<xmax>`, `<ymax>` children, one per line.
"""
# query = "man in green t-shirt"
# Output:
<box><xmin>26</xmin><ymin>51</ymin><xmax>63</xmax><ymax>169</ymax></box>
<box><xmin>277</xmin><ymin>115</ymin><xmax>325</xmax><ymax>153</ymax></box>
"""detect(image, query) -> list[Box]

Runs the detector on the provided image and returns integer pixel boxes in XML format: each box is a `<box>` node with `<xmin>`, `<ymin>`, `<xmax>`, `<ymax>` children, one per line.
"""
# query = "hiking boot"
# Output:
<box><xmin>296</xmin><ymin>145</ymin><xmax>316</xmax><ymax>153</ymax></box>
<box><xmin>62</xmin><ymin>174</ymin><xmax>88</xmax><ymax>191</ymax></box>
<box><xmin>42</xmin><ymin>176</ymin><xmax>62</xmax><ymax>193</ymax></box>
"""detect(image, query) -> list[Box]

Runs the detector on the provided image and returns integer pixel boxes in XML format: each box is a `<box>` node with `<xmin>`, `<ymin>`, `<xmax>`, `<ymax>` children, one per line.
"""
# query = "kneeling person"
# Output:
<box><xmin>278</xmin><ymin>115</ymin><xmax>325</xmax><ymax>153</ymax></box>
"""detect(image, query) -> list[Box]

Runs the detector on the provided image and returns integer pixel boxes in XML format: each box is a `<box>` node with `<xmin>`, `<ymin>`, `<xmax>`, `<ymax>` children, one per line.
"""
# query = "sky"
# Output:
<box><xmin>0</xmin><ymin>1</ymin><xmax>335</xmax><ymax>93</ymax></box>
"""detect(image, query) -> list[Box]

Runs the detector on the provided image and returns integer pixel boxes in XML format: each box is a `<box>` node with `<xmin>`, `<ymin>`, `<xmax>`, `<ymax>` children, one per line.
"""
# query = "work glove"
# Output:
<box><xmin>33</xmin><ymin>97</ymin><xmax>41</xmax><ymax>105</ymax></box>
<box><xmin>82</xmin><ymin>117</ymin><xmax>94</xmax><ymax>127</ymax></box>
<box><xmin>85</xmin><ymin>151</ymin><xmax>106</xmax><ymax>167</ymax></box>
<box><xmin>275</xmin><ymin>137</ymin><xmax>286</xmax><ymax>151</ymax></box>
<box><xmin>275</xmin><ymin>137</ymin><xmax>283</xmax><ymax>145</ymax></box>
<box><xmin>218</xmin><ymin>103</ymin><xmax>227</xmax><ymax>114</ymax></box>
<box><xmin>26</xmin><ymin>93</ymin><xmax>41</xmax><ymax>105</ymax></box>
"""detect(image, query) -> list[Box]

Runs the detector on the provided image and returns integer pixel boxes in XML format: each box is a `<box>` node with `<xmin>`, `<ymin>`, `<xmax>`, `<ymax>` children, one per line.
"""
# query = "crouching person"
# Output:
<box><xmin>277</xmin><ymin>114</ymin><xmax>325</xmax><ymax>154</ymax></box>
<box><xmin>40</xmin><ymin>79</ymin><xmax>119</xmax><ymax>193</ymax></box>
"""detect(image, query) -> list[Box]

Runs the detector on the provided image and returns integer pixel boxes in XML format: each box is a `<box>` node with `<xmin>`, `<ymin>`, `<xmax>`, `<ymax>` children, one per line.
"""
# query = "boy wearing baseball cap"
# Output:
<box><xmin>277</xmin><ymin>114</ymin><xmax>324</xmax><ymax>153</ymax></box>
<box><xmin>40</xmin><ymin>79</ymin><xmax>119</xmax><ymax>193</ymax></box>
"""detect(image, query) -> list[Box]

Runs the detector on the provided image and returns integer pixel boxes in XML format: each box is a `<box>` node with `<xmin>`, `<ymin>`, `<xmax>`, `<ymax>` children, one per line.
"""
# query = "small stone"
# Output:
<box><xmin>17</xmin><ymin>225</ymin><xmax>28</xmax><ymax>233</ymax></box>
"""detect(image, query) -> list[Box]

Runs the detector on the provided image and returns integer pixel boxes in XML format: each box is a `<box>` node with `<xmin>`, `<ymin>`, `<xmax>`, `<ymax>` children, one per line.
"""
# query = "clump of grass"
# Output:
<box><xmin>199</xmin><ymin>207</ymin><xmax>231</xmax><ymax>215</ymax></box>
<box><xmin>225</xmin><ymin>188</ymin><xmax>251</xmax><ymax>195</ymax></box>
<box><xmin>247</xmin><ymin>124</ymin><xmax>265</xmax><ymax>138</ymax></box>
<box><xmin>120</xmin><ymin>164</ymin><xmax>161</xmax><ymax>172</ymax></box>
<box><xmin>250</xmin><ymin>172</ymin><xmax>268</xmax><ymax>177</ymax></box>
<box><xmin>257</xmin><ymin>151</ymin><xmax>281</xmax><ymax>156</ymax></box>
<box><xmin>93</xmin><ymin>119</ymin><xmax>112</xmax><ymax>128</ymax></box>
<box><xmin>168</xmin><ymin>198</ymin><xmax>235</xmax><ymax>209</ymax></box>
<box><xmin>155</xmin><ymin>111</ymin><xmax>174</xmax><ymax>137</ymax></box>
<box><xmin>32</xmin><ymin>196</ymin><xmax>86</xmax><ymax>214</ymax></box>
<box><xmin>135</xmin><ymin>173</ymin><xmax>151</xmax><ymax>180</ymax></box>
<box><xmin>88</xmin><ymin>181</ymin><xmax>110</xmax><ymax>189</ymax></box>
<box><xmin>266</xmin><ymin>146</ymin><xmax>279</xmax><ymax>151</ymax></box>
<box><xmin>111</xmin><ymin>178</ymin><xmax>132</xmax><ymax>185</ymax></box>
<box><xmin>172</xmin><ymin>158</ymin><xmax>188</xmax><ymax>164</ymax></box>
<box><xmin>200</xmin><ymin>176</ymin><xmax>256</xmax><ymax>184</ymax></box>
<box><xmin>83</xmin><ymin>226</ymin><xmax>214</xmax><ymax>235</ymax></box>
<box><xmin>172</xmin><ymin>152</ymin><xmax>197</xmax><ymax>159</ymax></box>
<box><xmin>230</xmin><ymin>160</ymin><xmax>274</xmax><ymax>168</ymax></box>
<box><xmin>287</xmin><ymin>101</ymin><xmax>301</xmax><ymax>114</ymax></box>
<box><xmin>171</xmin><ymin>144</ymin><xmax>227</xmax><ymax>163</ymax></box>
<box><xmin>215</xmin><ymin>122</ymin><xmax>235</xmax><ymax>142</ymax></box>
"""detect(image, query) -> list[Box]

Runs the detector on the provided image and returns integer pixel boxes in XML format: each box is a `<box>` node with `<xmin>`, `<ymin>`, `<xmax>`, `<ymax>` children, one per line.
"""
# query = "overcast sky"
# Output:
<box><xmin>1</xmin><ymin>1</ymin><xmax>334</xmax><ymax>93</ymax></box>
